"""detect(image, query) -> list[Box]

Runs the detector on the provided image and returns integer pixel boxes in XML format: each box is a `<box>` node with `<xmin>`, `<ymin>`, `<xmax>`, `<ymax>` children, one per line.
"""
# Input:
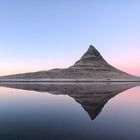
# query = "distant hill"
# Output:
<box><xmin>0</xmin><ymin>45</ymin><xmax>139</xmax><ymax>82</ymax></box>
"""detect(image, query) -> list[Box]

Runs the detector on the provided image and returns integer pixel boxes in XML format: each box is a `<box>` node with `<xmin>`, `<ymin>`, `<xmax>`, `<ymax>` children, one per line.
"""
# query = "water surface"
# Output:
<box><xmin>0</xmin><ymin>82</ymin><xmax>140</xmax><ymax>140</ymax></box>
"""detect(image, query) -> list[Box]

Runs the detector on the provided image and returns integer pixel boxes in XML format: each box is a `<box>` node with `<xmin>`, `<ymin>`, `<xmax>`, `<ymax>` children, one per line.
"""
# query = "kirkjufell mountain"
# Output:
<box><xmin>0</xmin><ymin>45</ymin><xmax>139</xmax><ymax>81</ymax></box>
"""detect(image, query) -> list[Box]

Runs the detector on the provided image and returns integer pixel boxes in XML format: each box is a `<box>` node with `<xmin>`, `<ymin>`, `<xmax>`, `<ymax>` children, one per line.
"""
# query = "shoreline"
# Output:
<box><xmin>0</xmin><ymin>79</ymin><xmax>140</xmax><ymax>83</ymax></box>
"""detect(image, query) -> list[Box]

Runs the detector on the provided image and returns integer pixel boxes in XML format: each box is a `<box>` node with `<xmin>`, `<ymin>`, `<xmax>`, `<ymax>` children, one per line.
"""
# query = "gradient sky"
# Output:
<box><xmin>0</xmin><ymin>0</ymin><xmax>140</xmax><ymax>76</ymax></box>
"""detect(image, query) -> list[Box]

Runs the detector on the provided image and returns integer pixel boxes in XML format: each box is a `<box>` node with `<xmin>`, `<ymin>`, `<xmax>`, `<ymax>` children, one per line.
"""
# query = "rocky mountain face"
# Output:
<box><xmin>0</xmin><ymin>45</ymin><xmax>139</xmax><ymax>81</ymax></box>
<box><xmin>70</xmin><ymin>45</ymin><xmax>116</xmax><ymax>70</ymax></box>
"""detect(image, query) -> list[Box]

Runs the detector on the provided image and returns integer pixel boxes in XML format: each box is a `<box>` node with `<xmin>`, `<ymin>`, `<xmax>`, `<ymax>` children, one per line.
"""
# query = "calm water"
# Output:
<box><xmin>0</xmin><ymin>82</ymin><xmax>140</xmax><ymax>140</ymax></box>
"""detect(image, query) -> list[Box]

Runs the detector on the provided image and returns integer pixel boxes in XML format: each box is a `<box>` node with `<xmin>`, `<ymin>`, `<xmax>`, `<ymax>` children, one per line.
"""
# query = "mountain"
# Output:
<box><xmin>0</xmin><ymin>45</ymin><xmax>139</xmax><ymax>81</ymax></box>
<box><xmin>0</xmin><ymin>82</ymin><xmax>139</xmax><ymax>119</ymax></box>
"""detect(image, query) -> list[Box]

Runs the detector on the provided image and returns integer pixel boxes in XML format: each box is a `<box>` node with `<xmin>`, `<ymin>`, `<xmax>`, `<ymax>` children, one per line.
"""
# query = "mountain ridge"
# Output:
<box><xmin>0</xmin><ymin>45</ymin><xmax>139</xmax><ymax>81</ymax></box>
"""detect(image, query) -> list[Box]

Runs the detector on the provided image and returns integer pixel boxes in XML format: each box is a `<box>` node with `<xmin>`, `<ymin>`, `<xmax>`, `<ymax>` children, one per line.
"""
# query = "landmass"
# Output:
<box><xmin>0</xmin><ymin>45</ymin><xmax>139</xmax><ymax>82</ymax></box>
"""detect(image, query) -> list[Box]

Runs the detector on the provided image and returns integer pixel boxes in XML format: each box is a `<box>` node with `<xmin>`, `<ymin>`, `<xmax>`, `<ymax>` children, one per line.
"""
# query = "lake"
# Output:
<box><xmin>0</xmin><ymin>82</ymin><xmax>140</xmax><ymax>140</ymax></box>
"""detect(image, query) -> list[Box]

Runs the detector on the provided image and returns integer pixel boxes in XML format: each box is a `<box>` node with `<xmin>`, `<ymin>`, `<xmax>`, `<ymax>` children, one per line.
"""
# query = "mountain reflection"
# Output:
<box><xmin>0</xmin><ymin>82</ymin><xmax>139</xmax><ymax>120</ymax></box>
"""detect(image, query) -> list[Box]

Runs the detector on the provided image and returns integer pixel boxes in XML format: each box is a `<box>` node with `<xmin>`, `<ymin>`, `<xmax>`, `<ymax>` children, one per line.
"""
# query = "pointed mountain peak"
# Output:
<box><xmin>81</xmin><ymin>45</ymin><xmax>102</xmax><ymax>59</ymax></box>
<box><xmin>89</xmin><ymin>45</ymin><xmax>95</xmax><ymax>49</ymax></box>
<box><xmin>70</xmin><ymin>45</ymin><xmax>105</xmax><ymax>69</ymax></box>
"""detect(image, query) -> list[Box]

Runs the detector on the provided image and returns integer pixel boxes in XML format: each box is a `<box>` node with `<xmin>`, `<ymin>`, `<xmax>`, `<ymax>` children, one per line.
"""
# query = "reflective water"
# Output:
<box><xmin>0</xmin><ymin>82</ymin><xmax>140</xmax><ymax>140</ymax></box>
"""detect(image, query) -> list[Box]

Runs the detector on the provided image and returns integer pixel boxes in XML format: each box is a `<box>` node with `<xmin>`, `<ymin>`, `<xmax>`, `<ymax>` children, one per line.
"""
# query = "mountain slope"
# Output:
<box><xmin>0</xmin><ymin>45</ymin><xmax>139</xmax><ymax>81</ymax></box>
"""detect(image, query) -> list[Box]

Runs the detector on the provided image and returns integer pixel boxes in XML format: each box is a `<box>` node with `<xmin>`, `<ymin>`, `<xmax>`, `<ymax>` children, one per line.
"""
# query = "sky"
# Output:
<box><xmin>0</xmin><ymin>0</ymin><xmax>140</xmax><ymax>76</ymax></box>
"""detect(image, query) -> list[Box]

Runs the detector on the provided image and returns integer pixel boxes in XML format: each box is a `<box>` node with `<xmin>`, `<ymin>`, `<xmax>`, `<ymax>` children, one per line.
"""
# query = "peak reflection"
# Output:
<box><xmin>0</xmin><ymin>82</ymin><xmax>139</xmax><ymax>120</ymax></box>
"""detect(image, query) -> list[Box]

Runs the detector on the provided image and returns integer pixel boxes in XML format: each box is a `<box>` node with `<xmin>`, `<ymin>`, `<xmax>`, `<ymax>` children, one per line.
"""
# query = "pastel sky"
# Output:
<box><xmin>0</xmin><ymin>0</ymin><xmax>140</xmax><ymax>76</ymax></box>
